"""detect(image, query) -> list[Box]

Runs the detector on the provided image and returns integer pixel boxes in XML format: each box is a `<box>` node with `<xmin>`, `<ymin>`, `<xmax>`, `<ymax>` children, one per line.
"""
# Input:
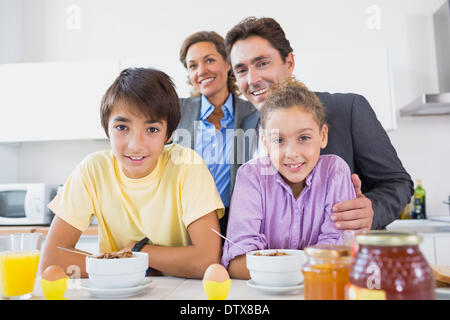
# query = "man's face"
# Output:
<box><xmin>230</xmin><ymin>35</ymin><xmax>294</xmax><ymax>111</ymax></box>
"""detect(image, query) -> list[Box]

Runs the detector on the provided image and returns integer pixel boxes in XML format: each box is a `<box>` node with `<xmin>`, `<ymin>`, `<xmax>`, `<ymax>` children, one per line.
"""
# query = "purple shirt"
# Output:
<box><xmin>221</xmin><ymin>154</ymin><xmax>356</xmax><ymax>268</ymax></box>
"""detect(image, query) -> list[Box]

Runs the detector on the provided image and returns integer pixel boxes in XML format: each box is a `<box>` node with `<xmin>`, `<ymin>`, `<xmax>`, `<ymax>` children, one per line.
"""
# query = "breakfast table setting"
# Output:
<box><xmin>1</xmin><ymin>232</ymin><xmax>450</xmax><ymax>301</ymax></box>
<box><xmin>30</xmin><ymin>276</ymin><xmax>305</xmax><ymax>300</ymax></box>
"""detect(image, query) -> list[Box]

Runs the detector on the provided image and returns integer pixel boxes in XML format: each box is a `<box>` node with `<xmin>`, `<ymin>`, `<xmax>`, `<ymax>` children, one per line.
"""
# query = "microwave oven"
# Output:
<box><xmin>0</xmin><ymin>183</ymin><xmax>58</xmax><ymax>225</ymax></box>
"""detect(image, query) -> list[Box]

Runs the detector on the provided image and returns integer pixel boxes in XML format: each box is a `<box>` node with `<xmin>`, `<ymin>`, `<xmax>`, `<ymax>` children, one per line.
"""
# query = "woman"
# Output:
<box><xmin>175</xmin><ymin>31</ymin><xmax>255</xmax><ymax>236</ymax></box>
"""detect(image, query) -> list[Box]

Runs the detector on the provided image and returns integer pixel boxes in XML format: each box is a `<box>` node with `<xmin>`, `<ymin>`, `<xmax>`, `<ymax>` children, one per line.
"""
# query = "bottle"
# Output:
<box><xmin>400</xmin><ymin>202</ymin><xmax>412</xmax><ymax>219</ymax></box>
<box><xmin>412</xmin><ymin>179</ymin><xmax>426</xmax><ymax>219</ymax></box>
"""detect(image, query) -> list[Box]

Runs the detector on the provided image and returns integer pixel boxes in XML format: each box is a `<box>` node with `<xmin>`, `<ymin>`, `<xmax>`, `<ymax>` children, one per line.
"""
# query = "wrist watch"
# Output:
<box><xmin>131</xmin><ymin>237</ymin><xmax>152</xmax><ymax>252</ymax></box>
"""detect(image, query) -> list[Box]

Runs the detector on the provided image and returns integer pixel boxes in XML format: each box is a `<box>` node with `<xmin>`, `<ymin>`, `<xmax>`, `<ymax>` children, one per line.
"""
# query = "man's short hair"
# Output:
<box><xmin>225</xmin><ymin>16</ymin><xmax>293</xmax><ymax>62</ymax></box>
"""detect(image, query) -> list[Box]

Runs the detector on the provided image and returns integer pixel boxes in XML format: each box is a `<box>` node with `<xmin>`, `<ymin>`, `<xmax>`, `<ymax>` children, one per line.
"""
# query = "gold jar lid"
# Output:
<box><xmin>304</xmin><ymin>245</ymin><xmax>350</xmax><ymax>258</ymax></box>
<box><xmin>355</xmin><ymin>230</ymin><xmax>422</xmax><ymax>246</ymax></box>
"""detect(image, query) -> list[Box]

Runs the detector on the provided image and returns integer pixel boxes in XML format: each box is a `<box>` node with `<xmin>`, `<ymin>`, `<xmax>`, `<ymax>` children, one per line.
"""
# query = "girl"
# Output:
<box><xmin>221</xmin><ymin>77</ymin><xmax>356</xmax><ymax>279</ymax></box>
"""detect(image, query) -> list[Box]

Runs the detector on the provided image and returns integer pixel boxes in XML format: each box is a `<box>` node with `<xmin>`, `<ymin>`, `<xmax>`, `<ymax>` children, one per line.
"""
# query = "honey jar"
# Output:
<box><xmin>302</xmin><ymin>245</ymin><xmax>351</xmax><ymax>300</ymax></box>
<box><xmin>347</xmin><ymin>231</ymin><xmax>435</xmax><ymax>300</ymax></box>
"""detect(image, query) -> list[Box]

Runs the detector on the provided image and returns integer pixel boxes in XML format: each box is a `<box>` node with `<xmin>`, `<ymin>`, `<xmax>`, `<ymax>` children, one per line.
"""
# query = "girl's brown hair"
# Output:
<box><xmin>261</xmin><ymin>77</ymin><xmax>326</xmax><ymax>129</ymax></box>
<box><xmin>179</xmin><ymin>31</ymin><xmax>239</xmax><ymax>97</ymax></box>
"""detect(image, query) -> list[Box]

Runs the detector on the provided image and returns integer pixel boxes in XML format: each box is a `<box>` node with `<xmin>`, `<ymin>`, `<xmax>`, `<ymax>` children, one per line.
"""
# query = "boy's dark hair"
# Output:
<box><xmin>179</xmin><ymin>30</ymin><xmax>239</xmax><ymax>96</ymax></box>
<box><xmin>261</xmin><ymin>76</ymin><xmax>326</xmax><ymax>129</ymax></box>
<box><xmin>100</xmin><ymin>68</ymin><xmax>180</xmax><ymax>140</ymax></box>
<box><xmin>225</xmin><ymin>16</ymin><xmax>293</xmax><ymax>63</ymax></box>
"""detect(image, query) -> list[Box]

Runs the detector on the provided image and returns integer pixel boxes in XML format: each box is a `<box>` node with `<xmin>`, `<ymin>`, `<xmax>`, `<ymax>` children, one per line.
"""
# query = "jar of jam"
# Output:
<box><xmin>302</xmin><ymin>245</ymin><xmax>351</xmax><ymax>300</ymax></box>
<box><xmin>348</xmin><ymin>231</ymin><xmax>435</xmax><ymax>300</ymax></box>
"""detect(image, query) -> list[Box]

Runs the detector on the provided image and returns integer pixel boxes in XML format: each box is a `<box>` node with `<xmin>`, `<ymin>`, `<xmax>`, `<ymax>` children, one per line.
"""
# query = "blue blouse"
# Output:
<box><xmin>194</xmin><ymin>94</ymin><xmax>234</xmax><ymax>207</ymax></box>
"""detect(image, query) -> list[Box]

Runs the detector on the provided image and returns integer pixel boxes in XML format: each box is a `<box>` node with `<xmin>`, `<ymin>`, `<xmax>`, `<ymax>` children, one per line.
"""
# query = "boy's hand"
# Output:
<box><xmin>331</xmin><ymin>174</ymin><xmax>373</xmax><ymax>231</ymax></box>
<box><xmin>119</xmin><ymin>242</ymin><xmax>137</xmax><ymax>253</ymax></box>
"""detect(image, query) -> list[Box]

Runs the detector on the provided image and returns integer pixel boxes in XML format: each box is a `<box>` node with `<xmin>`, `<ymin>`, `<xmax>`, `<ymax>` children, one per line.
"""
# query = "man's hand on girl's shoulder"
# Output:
<box><xmin>330</xmin><ymin>174</ymin><xmax>374</xmax><ymax>231</ymax></box>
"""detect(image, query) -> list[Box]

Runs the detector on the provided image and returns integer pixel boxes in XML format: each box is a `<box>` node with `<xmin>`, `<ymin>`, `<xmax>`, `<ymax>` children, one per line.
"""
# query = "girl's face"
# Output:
<box><xmin>186</xmin><ymin>41</ymin><xmax>231</xmax><ymax>100</ymax></box>
<box><xmin>262</xmin><ymin>106</ymin><xmax>328</xmax><ymax>194</ymax></box>
<box><xmin>108</xmin><ymin>101</ymin><xmax>168</xmax><ymax>179</ymax></box>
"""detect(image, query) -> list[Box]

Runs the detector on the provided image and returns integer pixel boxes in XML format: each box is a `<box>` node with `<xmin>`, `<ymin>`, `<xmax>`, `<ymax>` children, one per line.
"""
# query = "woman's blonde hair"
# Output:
<box><xmin>261</xmin><ymin>76</ymin><xmax>326</xmax><ymax>129</ymax></box>
<box><xmin>179</xmin><ymin>31</ymin><xmax>239</xmax><ymax>97</ymax></box>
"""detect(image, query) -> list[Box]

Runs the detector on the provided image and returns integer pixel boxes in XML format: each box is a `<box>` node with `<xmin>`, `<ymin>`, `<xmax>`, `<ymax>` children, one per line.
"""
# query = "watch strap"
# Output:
<box><xmin>132</xmin><ymin>237</ymin><xmax>151</xmax><ymax>252</ymax></box>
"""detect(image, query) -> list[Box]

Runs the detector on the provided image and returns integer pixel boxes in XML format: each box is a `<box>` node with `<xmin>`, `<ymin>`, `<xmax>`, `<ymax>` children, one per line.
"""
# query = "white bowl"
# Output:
<box><xmin>86</xmin><ymin>252</ymin><xmax>148</xmax><ymax>289</ymax></box>
<box><xmin>246</xmin><ymin>249</ymin><xmax>305</xmax><ymax>287</ymax></box>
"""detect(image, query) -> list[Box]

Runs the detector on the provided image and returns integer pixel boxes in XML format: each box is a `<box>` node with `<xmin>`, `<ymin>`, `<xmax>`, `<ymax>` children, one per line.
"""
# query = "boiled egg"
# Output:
<box><xmin>202</xmin><ymin>263</ymin><xmax>231</xmax><ymax>300</ymax></box>
<box><xmin>41</xmin><ymin>265</ymin><xmax>68</xmax><ymax>300</ymax></box>
<box><xmin>42</xmin><ymin>265</ymin><xmax>67</xmax><ymax>281</ymax></box>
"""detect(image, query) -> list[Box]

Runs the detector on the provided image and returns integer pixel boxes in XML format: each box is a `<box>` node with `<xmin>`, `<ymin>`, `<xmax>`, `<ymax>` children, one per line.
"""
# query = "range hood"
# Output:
<box><xmin>401</xmin><ymin>1</ymin><xmax>450</xmax><ymax>116</ymax></box>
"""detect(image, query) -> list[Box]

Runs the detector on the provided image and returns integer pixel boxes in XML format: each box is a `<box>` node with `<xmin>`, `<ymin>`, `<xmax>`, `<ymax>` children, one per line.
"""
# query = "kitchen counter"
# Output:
<box><xmin>387</xmin><ymin>219</ymin><xmax>450</xmax><ymax>233</ymax></box>
<box><xmin>0</xmin><ymin>225</ymin><xmax>98</xmax><ymax>236</ymax></box>
<box><xmin>387</xmin><ymin>219</ymin><xmax>450</xmax><ymax>234</ymax></box>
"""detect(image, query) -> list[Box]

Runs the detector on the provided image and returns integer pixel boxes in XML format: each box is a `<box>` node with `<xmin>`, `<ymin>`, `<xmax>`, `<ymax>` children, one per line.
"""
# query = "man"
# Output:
<box><xmin>225</xmin><ymin>16</ymin><xmax>413</xmax><ymax>230</ymax></box>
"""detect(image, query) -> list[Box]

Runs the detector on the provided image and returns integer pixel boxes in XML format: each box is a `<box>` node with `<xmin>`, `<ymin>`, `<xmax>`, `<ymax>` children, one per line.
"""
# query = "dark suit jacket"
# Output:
<box><xmin>172</xmin><ymin>95</ymin><xmax>255</xmax><ymax>198</ymax></box>
<box><xmin>241</xmin><ymin>92</ymin><xmax>413</xmax><ymax>229</ymax></box>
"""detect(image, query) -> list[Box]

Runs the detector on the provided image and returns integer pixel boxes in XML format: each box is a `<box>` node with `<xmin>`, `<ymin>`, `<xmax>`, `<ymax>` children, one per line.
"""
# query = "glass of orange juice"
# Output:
<box><xmin>0</xmin><ymin>233</ymin><xmax>42</xmax><ymax>299</ymax></box>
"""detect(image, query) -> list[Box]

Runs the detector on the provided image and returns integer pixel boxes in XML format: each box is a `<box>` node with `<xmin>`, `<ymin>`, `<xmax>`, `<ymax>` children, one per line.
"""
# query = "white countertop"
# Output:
<box><xmin>387</xmin><ymin>218</ymin><xmax>450</xmax><ymax>234</ymax></box>
<box><xmin>31</xmin><ymin>276</ymin><xmax>305</xmax><ymax>300</ymax></box>
<box><xmin>29</xmin><ymin>276</ymin><xmax>450</xmax><ymax>300</ymax></box>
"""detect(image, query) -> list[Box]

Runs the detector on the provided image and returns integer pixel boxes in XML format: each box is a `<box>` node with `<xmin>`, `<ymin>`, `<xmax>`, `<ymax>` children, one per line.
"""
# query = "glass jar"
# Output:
<box><xmin>302</xmin><ymin>245</ymin><xmax>351</xmax><ymax>300</ymax></box>
<box><xmin>348</xmin><ymin>231</ymin><xmax>435</xmax><ymax>300</ymax></box>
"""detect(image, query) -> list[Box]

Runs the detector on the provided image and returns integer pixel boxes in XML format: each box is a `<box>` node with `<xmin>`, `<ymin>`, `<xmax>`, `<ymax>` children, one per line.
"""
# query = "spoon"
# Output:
<box><xmin>210</xmin><ymin>228</ymin><xmax>248</xmax><ymax>254</ymax></box>
<box><xmin>57</xmin><ymin>246</ymin><xmax>97</xmax><ymax>258</ymax></box>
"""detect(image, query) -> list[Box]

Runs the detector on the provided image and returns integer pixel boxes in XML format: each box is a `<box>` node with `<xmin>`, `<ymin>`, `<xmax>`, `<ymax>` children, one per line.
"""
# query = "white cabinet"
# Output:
<box><xmin>387</xmin><ymin>220</ymin><xmax>450</xmax><ymax>266</ymax></box>
<box><xmin>0</xmin><ymin>48</ymin><xmax>397</xmax><ymax>144</ymax></box>
<box><xmin>434</xmin><ymin>235</ymin><xmax>450</xmax><ymax>265</ymax></box>
<box><xmin>119</xmin><ymin>56</ymin><xmax>190</xmax><ymax>98</ymax></box>
<box><xmin>0</xmin><ymin>60</ymin><xmax>119</xmax><ymax>142</ymax></box>
<box><xmin>420</xmin><ymin>235</ymin><xmax>436</xmax><ymax>265</ymax></box>
<box><xmin>293</xmin><ymin>48</ymin><xmax>396</xmax><ymax>131</ymax></box>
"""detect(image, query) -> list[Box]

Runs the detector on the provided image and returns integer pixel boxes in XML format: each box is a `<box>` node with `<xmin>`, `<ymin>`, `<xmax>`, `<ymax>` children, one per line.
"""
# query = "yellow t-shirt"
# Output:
<box><xmin>48</xmin><ymin>143</ymin><xmax>224</xmax><ymax>253</ymax></box>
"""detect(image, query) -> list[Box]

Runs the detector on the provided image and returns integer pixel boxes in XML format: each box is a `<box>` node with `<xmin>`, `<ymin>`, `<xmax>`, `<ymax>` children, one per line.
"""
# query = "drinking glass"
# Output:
<box><xmin>0</xmin><ymin>233</ymin><xmax>42</xmax><ymax>299</ymax></box>
<box><xmin>343</xmin><ymin>230</ymin><xmax>364</xmax><ymax>257</ymax></box>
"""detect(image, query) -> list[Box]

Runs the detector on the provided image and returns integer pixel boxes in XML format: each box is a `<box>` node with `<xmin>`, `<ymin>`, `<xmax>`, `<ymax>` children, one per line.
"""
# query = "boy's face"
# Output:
<box><xmin>262</xmin><ymin>106</ymin><xmax>328</xmax><ymax>193</ymax></box>
<box><xmin>108</xmin><ymin>100</ymin><xmax>168</xmax><ymax>179</ymax></box>
<box><xmin>230</xmin><ymin>35</ymin><xmax>294</xmax><ymax>111</ymax></box>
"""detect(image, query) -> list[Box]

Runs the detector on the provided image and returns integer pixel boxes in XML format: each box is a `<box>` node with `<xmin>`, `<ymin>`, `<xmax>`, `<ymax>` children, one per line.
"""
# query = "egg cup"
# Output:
<box><xmin>202</xmin><ymin>279</ymin><xmax>231</xmax><ymax>300</ymax></box>
<box><xmin>40</xmin><ymin>276</ymin><xmax>69</xmax><ymax>300</ymax></box>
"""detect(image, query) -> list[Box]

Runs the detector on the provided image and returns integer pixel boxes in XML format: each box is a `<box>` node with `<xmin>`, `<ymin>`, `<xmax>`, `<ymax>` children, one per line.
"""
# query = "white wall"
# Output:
<box><xmin>1</xmin><ymin>0</ymin><xmax>449</xmax><ymax>215</ymax></box>
<box><xmin>17</xmin><ymin>140</ymin><xmax>109</xmax><ymax>184</ymax></box>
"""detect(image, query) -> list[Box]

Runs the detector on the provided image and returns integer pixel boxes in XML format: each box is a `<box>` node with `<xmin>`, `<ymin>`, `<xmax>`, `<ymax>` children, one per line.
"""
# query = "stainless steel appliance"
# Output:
<box><xmin>0</xmin><ymin>183</ymin><xmax>58</xmax><ymax>225</ymax></box>
<box><xmin>444</xmin><ymin>196</ymin><xmax>450</xmax><ymax>215</ymax></box>
<box><xmin>401</xmin><ymin>1</ymin><xmax>450</xmax><ymax>116</ymax></box>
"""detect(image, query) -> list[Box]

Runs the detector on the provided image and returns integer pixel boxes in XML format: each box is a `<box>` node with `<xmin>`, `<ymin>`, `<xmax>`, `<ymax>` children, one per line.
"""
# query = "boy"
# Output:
<box><xmin>41</xmin><ymin>68</ymin><xmax>224</xmax><ymax>279</ymax></box>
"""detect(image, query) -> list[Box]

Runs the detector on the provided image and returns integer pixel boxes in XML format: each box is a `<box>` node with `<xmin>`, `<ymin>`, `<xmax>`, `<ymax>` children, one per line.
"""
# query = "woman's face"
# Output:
<box><xmin>262</xmin><ymin>106</ymin><xmax>328</xmax><ymax>192</ymax></box>
<box><xmin>186</xmin><ymin>41</ymin><xmax>231</xmax><ymax>100</ymax></box>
